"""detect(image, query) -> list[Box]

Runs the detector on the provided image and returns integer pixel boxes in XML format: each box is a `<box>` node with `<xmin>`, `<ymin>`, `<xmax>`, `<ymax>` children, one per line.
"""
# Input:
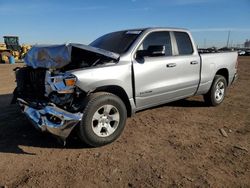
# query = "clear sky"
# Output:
<box><xmin>1</xmin><ymin>0</ymin><xmax>250</xmax><ymax>48</ymax></box>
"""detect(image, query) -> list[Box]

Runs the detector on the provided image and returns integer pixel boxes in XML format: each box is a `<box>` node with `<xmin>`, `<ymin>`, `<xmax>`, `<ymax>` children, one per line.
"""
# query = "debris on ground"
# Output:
<box><xmin>219</xmin><ymin>128</ymin><xmax>228</xmax><ymax>137</ymax></box>
<box><xmin>234</xmin><ymin>145</ymin><xmax>248</xmax><ymax>152</ymax></box>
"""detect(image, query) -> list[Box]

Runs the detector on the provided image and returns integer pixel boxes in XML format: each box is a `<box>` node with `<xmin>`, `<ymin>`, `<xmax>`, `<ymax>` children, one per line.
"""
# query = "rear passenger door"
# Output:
<box><xmin>171</xmin><ymin>31</ymin><xmax>201</xmax><ymax>97</ymax></box>
<box><xmin>133</xmin><ymin>31</ymin><xmax>200</xmax><ymax>110</ymax></box>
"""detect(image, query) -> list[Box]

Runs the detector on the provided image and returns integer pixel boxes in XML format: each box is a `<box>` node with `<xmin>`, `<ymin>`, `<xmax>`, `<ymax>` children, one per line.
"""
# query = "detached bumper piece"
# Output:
<box><xmin>17</xmin><ymin>98</ymin><xmax>82</xmax><ymax>141</ymax></box>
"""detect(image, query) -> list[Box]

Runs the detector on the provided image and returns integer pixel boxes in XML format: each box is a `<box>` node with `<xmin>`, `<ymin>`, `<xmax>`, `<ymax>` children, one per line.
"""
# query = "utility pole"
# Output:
<box><xmin>231</xmin><ymin>40</ymin><xmax>233</xmax><ymax>48</ymax></box>
<box><xmin>226</xmin><ymin>30</ymin><xmax>231</xmax><ymax>48</ymax></box>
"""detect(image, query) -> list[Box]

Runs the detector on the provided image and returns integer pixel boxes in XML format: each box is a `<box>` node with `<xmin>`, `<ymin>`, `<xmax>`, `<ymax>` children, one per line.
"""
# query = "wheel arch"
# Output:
<box><xmin>92</xmin><ymin>85</ymin><xmax>132</xmax><ymax>117</ymax></box>
<box><xmin>215</xmin><ymin>68</ymin><xmax>229</xmax><ymax>86</ymax></box>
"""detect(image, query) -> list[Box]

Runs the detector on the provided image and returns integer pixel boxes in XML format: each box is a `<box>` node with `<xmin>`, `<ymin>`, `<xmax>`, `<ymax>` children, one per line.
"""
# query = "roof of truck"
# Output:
<box><xmin>121</xmin><ymin>27</ymin><xmax>189</xmax><ymax>32</ymax></box>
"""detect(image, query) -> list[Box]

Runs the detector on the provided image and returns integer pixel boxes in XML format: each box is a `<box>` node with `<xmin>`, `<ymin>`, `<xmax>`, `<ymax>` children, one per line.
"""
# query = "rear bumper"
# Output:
<box><xmin>17</xmin><ymin>98</ymin><xmax>82</xmax><ymax>140</ymax></box>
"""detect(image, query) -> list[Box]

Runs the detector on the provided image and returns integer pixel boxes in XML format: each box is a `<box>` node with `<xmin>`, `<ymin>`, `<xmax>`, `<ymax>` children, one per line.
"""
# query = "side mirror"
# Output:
<box><xmin>147</xmin><ymin>45</ymin><xmax>165</xmax><ymax>57</ymax></box>
<box><xmin>135</xmin><ymin>45</ymin><xmax>166</xmax><ymax>60</ymax></box>
<box><xmin>135</xmin><ymin>50</ymin><xmax>147</xmax><ymax>60</ymax></box>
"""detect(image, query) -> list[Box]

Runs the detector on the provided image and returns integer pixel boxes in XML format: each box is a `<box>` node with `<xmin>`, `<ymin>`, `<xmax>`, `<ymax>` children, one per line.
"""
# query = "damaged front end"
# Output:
<box><xmin>18</xmin><ymin>98</ymin><xmax>82</xmax><ymax>141</ymax></box>
<box><xmin>13</xmin><ymin>43</ymin><xmax>119</xmax><ymax>142</ymax></box>
<box><xmin>14</xmin><ymin>68</ymin><xmax>85</xmax><ymax>142</ymax></box>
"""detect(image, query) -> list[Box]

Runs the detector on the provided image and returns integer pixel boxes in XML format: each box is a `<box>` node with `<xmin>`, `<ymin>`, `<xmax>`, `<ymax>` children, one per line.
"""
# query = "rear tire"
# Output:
<box><xmin>203</xmin><ymin>75</ymin><xmax>227</xmax><ymax>106</ymax></box>
<box><xmin>78</xmin><ymin>92</ymin><xmax>127</xmax><ymax>147</ymax></box>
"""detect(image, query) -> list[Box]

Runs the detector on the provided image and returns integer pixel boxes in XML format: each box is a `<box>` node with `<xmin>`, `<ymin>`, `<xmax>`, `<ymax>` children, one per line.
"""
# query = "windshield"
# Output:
<box><xmin>90</xmin><ymin>30</ymin><xmax>142</xmax><ymax>54</ymax></box>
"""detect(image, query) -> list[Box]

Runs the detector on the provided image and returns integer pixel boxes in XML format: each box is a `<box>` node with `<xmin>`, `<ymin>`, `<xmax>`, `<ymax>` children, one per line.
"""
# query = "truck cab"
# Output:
<box><xmin>128</xmin><ymin>28</ymin><xmax>201</xmax><ymax>110</ymax></box>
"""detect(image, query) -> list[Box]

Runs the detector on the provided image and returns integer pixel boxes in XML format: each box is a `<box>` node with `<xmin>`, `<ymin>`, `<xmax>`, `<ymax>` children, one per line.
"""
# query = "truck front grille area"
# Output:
<box><xmin>14</xmin><ymin>67</ymin><xmax>47</xmax><ymax>101</ymax></box>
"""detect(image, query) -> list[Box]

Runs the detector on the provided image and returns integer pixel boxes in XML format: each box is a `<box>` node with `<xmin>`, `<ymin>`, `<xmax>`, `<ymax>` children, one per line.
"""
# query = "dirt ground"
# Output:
<box><xmin>0</xmin><ymin>57</ymin><xmax>249</xmax><ymax>188</ymax></box>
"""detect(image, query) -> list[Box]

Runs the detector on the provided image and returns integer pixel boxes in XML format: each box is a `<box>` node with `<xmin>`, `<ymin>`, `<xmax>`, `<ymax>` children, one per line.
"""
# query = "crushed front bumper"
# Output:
<box><xmin>17</xmin><ymin>98</ymin><xmax>83</xmax><ymax>141</ymax></box>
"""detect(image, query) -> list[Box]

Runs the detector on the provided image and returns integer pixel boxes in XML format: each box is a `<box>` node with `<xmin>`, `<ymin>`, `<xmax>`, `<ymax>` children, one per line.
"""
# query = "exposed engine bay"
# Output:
<box><xmin>13</xmin><ymin>43</ymin><xmax>120</xmax><ymax>141</ymax></box>
<box><xmin>13</xmin><ymin>67</ymin><xmax>83</xmax><ymax>113</ymax></box>
<box><xmin>14</xmin><ymin>43</ymin><xmax>119</xmax><ymax>110</ymax></box>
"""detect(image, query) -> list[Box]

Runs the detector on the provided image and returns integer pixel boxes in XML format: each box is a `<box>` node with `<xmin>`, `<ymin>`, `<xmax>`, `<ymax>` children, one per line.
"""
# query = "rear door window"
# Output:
<box><xmin>174</xmin><ymin>32</ymin><xmax>193</xmax><ymax>55</ymax></box>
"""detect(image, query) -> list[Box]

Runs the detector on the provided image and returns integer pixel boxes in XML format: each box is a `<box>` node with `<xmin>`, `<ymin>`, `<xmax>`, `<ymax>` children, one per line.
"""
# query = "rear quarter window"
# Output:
<box><xmin>174</xmin><ymin>32</ymin><xmax>193</xmax><ymax>55</ymax></box>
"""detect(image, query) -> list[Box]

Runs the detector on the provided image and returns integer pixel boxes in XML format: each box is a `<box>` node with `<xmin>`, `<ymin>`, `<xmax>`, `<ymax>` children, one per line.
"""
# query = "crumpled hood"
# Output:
<box><xmin>24</xmin><ymin>43</ymin><xmax>120</xmax><ymax>69</ymax></box>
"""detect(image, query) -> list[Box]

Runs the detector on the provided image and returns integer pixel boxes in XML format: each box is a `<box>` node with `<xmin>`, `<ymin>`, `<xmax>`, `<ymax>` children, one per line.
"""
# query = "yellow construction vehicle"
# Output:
<box><xmin>0</xmin><ymin>36</ymin><xmax>31</xmax><ymax>64</ymax></box>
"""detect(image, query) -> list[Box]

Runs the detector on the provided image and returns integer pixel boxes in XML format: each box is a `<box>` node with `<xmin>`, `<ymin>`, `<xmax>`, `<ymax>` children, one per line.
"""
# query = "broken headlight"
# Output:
<box><xmin>64</xmin><ymin>75</ymin><xmax>77</xmax><ymax>87</ymax></box>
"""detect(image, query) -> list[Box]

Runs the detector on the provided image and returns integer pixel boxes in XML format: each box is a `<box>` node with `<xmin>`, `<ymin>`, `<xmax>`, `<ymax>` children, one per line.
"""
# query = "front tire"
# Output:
<box><xmin>78</xmin><ymin>92</ymin><xmax>127</xmax><ymax>147</ymax></box>
<box><xmin>203</xmin><ymin>75</ymin><xmax>227</xmax><ymax>106</ymax></box>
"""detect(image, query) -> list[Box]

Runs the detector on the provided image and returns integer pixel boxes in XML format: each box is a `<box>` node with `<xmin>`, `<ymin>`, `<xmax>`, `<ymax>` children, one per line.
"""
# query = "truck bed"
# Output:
<box><xmin>197</xmin><ymin>51</ymin><xmax>238</xmax><ymax>95</ymax></box>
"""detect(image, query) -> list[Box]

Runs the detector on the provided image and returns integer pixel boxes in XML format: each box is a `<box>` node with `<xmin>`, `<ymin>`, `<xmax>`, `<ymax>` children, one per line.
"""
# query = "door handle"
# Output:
<box><xmin>190</xmin><ymin>61</ymin><xmax>198</xmax><ymax>65</ymax></box>
<box><xmin>166</xmin><ymin>63</ymin><xmax>176</xmax><ymax>68</ymax></box>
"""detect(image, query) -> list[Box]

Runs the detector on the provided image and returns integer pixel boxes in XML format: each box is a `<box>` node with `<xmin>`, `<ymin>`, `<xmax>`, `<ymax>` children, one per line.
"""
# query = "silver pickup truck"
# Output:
<box><xmin>13</xmin><ymin>27</ymin><xmax>238</xmax><ymax>146</ymax></box>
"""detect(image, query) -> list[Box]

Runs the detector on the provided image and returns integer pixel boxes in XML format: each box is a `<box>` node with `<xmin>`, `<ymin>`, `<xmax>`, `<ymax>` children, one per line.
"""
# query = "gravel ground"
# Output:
<box><xmin>0</xmin><ymin>57</ymin><xmax>249</xmax><ymax>187</ymax></box>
